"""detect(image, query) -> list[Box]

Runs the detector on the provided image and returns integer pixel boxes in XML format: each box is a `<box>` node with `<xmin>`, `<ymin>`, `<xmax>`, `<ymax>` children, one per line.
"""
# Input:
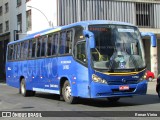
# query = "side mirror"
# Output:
<box><xmin>83</xmin><ymin>30</ymin><xmax>95</xmax><ymax>48</ymax></box>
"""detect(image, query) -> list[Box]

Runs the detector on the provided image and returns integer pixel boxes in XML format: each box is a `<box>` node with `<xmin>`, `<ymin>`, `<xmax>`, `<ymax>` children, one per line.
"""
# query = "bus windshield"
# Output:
<box><xmin>89</xmin><ymin>25</ymin><xmax>146</xmax><ymax>71</ymax></box>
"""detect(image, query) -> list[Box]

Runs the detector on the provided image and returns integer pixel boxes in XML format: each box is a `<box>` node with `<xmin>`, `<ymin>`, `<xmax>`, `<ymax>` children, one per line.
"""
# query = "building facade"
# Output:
<box><xmin>0</xmin><ymin>0</ymin><xmax>160</xmax><ymax>80</ymax></box>
<box><xmin>0</xmin><ymin>0</ymin><xmax>10</xmax><ymax>80</ymax></box>
<box><xmin>0</xmin><ymin>0</ymin><xmax>57</xmax><ymax>80</ymax></box>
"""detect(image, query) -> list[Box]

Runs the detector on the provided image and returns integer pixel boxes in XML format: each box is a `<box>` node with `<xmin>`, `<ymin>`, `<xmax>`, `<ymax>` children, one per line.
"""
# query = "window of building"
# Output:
<box><xmin>17</xmin><ymin>14</ymin><xmax>22</xmax><ymax>32</ymax></box>
<box><xmin>26</xmin><ymin>10</ymin><xmax>32</xmax><ymax>31</ymax></box>
<box><xmin>17</xmin><ymin>0</ymin><xmax>21</xmax><ymax>7</ymax></box>
<box><xmin>0</xmin><ymin>6</ymin><xmax>2</xmax><ymax>16</ymax></box>
<box><xmin>136</xmin><ymin>3</ymin><xmax>153</xmax><ymax>27</ymax></box>
<box><xmin>5</xmin><ymin>21</ymin><xmax>9</xmax><ymax>31</ymax></box>
<box><xmin>5</xmin><ymin>3</ymin><xmax>9</xmax><ymax>13</ymax></box>
<box><xmin>0</xmin><ymin>23</ymin><xmax>2</xmax><ymax>33</ymax></box>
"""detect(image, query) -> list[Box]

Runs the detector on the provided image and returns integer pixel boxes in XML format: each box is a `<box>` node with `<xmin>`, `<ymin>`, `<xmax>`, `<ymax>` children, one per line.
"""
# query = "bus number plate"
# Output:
<box><xmin>119</xmin><ymin>85</ymin><xmax>129</xmax><ymax>90</ymax></box>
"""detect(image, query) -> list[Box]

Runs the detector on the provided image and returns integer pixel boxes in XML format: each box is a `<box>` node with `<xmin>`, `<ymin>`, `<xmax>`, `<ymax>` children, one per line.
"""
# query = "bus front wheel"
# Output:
<box><xmin>62</xmin><ymin>80</ymin><xmax>78</xmax><ymax>104</ymax></box>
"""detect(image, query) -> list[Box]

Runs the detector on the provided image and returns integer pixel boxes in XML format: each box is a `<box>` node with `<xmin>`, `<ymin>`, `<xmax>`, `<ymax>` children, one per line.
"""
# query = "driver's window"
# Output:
<box><xmin>76</xmin><ymin>41</ymin><xmax>86</xmax><ymax>63</ymax></box>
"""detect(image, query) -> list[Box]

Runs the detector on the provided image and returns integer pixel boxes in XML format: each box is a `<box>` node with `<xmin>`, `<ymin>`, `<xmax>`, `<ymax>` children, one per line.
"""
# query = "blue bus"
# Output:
<box><xmin>6</xmin><ymin>20</ymin><xmax>147</xmax><ymax>104</ymax></box>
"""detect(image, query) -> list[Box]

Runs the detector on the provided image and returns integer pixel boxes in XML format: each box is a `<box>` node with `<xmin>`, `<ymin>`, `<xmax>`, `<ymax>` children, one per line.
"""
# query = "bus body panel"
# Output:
<box><xmin>57</xmin><ymin>56</ymin><xmax>90</xmax><ymax>98</ymax></box>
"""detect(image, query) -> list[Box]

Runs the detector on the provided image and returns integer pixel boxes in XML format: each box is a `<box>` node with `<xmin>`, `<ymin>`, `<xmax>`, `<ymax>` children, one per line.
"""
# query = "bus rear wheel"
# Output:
<box><xmin>107</xmin><ymin>97</ymin><xmax>120</xmax><ymax>102</ymax></box>
<box><xmin>62</xmin><ymin>80</ymin><xmax>78</xmax><ymax>104</ymax></box>
<box><xmin>20</xmin><ymin>79</ymin><xmax>35</xmax><ymax>97</ymax></box>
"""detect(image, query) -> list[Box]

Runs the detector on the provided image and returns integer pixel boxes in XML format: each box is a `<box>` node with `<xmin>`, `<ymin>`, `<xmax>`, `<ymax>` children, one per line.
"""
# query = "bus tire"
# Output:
<box><xmin>107</xmin><ymin>97</ymin><xmax>120</xmax><ymax>102</ymax></box>
<box><xmin>62</xmin><ymin>80</ymin><xmax>78</xmax><ymax>104</ymax></box>
<box><xmin>20</xmin><ymin>78</ymin><xmax>30</xmax><ymax>97</ymax></box>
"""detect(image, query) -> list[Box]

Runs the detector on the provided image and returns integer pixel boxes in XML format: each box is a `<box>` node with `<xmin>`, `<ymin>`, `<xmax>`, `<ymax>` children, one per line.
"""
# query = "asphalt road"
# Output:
<box><xmin>0</xmin><ymin>81</ymin><xmax>159</xmax><ymax>120</ymax></box>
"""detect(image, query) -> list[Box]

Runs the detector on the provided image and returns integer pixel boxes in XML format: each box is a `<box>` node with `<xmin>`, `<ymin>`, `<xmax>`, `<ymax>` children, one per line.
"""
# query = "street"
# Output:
<box><xmin>0</xmin><ymin>81</ymin><xmax>159</xmax><ymax>120</ymax></box>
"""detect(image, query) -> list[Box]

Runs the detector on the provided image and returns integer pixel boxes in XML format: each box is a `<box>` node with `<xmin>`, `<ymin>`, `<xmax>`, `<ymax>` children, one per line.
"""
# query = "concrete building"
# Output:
<box><xmin>0</xmin><ymin>0</ymin><xmax>160</xmax><ymax>80</ymax></box>
<box><xmin>0</xmin><ymin>0</ymin><xmax>57</xmax><ymax>79</ymax></box>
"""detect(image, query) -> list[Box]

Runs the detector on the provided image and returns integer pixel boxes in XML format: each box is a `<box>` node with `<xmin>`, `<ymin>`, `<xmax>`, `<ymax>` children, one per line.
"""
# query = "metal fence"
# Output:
<box><xmin>57</xmin><ymin>0</ymin><xmax>160</xmax><ymax>28</ymax></box>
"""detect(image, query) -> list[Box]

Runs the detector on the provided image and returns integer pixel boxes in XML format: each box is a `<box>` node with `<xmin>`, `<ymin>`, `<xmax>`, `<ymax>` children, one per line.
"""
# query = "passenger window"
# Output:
<box><xmin>52</xmin><ymin>34</ymin><xmax>58</xmax><ymax>55</ymax></box>
<box><xmin>66</xmin><ymin>30</ymin><xmax>72</xmax><ymax>54</ymax></box>
<box><xmin>76</xmin><ymin>41</ymin><xmax>86</xmax><ymax>63</ymax></box>
<box><xmin>13</xmin><ymin>44</ymin><xmax>17</xmax><ymax>60</ymax></box>
<box><xmin>20</xmin><ymin>42</ymin><xmax>24</xmax><ymax>59</ymax></box>
<box><xmin>16</xmin><ymin>43</ymin><xmax>21</xmax><ymax>60</ymax></box>
<box><xmin>41</xmin><ymin>36</ymin><xmax>47</xmax><ymax>57</ymax></box>
<box><xmin>23</xmin><ymin>41</ymin><xmax>29</xmax><ymax>59</ymax></box>
<box><xmin>28</xmin><ymin>40</ymin><xmax>32</xmax><ymax>59</ymax></box>
<box><xmin>8</xmin><ymin>45</ymin><xmax>14</xmax><ymax>60</ymax></box>
<box><xmin>37</xmin><ymin>38</ymin><xmax>41</xmax><ymax>57</ymax></box>
<box><xmin>47</xmin><ymin>35</ymin><xmax>53</xmax><ymax>56</ymax></box>
<box><xmin>32</xmin><ymin>39</ymin><xmax>36</xmax><ymax>58</ymax></box>
<box><xmin>59</xmin><ymin>32</ymin><xmax>66</xmax><ymax>54</ymax></box>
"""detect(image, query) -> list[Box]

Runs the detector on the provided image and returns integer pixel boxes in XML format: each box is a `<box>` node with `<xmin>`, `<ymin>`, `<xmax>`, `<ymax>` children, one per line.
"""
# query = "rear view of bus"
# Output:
<box><xmin>85</xmin><ymin>22</ymin><xmax>147</xmax><ymax>102</ymax></box>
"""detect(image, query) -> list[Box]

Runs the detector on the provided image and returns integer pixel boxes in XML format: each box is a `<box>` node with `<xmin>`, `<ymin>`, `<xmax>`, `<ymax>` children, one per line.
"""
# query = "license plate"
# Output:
<box><xmin>119</xmin><ymin>85</ymin><xmax>129</xmax><ymax>90</ymax></box>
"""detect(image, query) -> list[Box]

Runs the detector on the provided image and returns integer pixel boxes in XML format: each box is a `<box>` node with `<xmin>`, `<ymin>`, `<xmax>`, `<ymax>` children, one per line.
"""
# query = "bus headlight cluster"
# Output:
<box><xmin>138</xmin><ymin>75</ymin><xmax>146</xmax><ymax>82</ymax></box>
<box><xmin>92</xmin><ymin>74</ymin><xmax>107</xmax><ymax>84</ymax></box>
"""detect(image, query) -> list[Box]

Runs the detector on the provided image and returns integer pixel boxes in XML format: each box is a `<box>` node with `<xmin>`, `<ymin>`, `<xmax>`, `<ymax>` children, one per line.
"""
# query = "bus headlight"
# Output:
<box><xmin>92</xmin><ymin>74</ymin><xmax>107</xmax><ymax>84</ymax></box>
<box><xmin>138</xmin><ymin>75</ymin><xmax>146</xmax><ymax>82</ymax></box>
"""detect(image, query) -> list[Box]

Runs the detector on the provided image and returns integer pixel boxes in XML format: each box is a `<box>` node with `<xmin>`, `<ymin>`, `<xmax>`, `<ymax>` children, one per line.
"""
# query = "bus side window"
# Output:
<box><xmin>32</xmin><ymin>39</ymin><xmax>36</xmax><ymax>58</ymax></box>
<box><xmin>24</xmin><ymin>41</ymin><xmax>29</xmax><ymax>59</ymax></box>
<box><xmin>66</xmin><ymin>30</ymin><xmax>72</xmax><ymax>54</ymax></box>
<box><xmin>37</xmin><ymin>38</ymin><xmax>41</xmax><ymax>57</ymax></box>
<box><xmin>47</xmin><ymin>35</ymin><xmax>53</xmax><ymax>56</ymax></box>
<box><xmin>59</xmin><ymin>32</ymin><xmax>66</xmax><ymax>54</ymax></box>
<box><xmin>13</xmin><ymin>44</ymin><xmax>17</xmax><ymax>60</ymax></box>
<box><xmin>8</xmin><ymin>45</ymin><xmax>14</xmax><ymax>60</ymax></box>
<box><xmin>20</xmin><ymin>42</ymin><xmax>24</xmax><ymax>60</ymax></box>
<box><xmin>76</xmin><ymin>41</ymin><xmax>86</xmax><ymax>63</ymax></box>
<box><xmin>52</xmin><ymin>34</ymin><xmax>58</xmax><ymax>55</ymax></box>
<box><xmin>28</xmin><ymin>40</ymin><xmax>32</xmax><ymax>59</ymax></box>
<box><xmin>41</xmin><ymin>36</ymin><xmax>47</xmax><ymax>57</ymax></box>
<box><xmin>17</xmin><ymin>43</ymin><xmax>21</xmax><ymax>60</ymax></box>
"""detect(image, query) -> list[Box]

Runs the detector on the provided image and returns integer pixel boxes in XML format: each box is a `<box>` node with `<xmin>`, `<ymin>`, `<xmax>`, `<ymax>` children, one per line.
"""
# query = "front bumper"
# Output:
<box><xmin>90</xmin><ymin>80</ymin><xmax>147</xmax><ymax>98</ymax></box>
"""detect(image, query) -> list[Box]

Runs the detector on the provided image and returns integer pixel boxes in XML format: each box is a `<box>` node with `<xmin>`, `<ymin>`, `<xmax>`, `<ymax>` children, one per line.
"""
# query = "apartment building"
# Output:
<box><xmin>0</xmin><ymin>0</ymin><xmax>57</xmax><ymax>79</ymax></box>
<box><xmin>0</xmin><ymin>0</ymin><xmax>10</xmax><ymax>80</ymax></box>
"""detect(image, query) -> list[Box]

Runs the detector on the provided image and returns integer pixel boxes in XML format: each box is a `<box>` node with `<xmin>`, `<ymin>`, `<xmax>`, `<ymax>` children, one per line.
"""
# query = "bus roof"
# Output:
<box><xmin>8</xmin><ymin>20</ymin><xmax>134</xmax><ymax>45</ymax></box>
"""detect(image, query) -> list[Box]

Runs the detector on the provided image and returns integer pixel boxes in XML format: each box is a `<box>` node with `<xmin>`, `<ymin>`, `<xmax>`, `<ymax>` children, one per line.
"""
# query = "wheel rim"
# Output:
<box><xmin>64</xmin><ymin>85</ymin><xmax>71</xmax><ymax>100</ymax></box>
<box><xmin>21</xmin><ymin>82</ymin><xmax>25</xmax><ymax>95</ymax></box>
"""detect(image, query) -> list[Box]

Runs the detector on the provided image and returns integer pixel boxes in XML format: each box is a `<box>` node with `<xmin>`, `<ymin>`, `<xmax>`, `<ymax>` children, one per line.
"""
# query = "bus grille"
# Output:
<box><xmin>112</xmin><ymin>88</ymin><xmax>135</xmax><ymax>93</ymax></box>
